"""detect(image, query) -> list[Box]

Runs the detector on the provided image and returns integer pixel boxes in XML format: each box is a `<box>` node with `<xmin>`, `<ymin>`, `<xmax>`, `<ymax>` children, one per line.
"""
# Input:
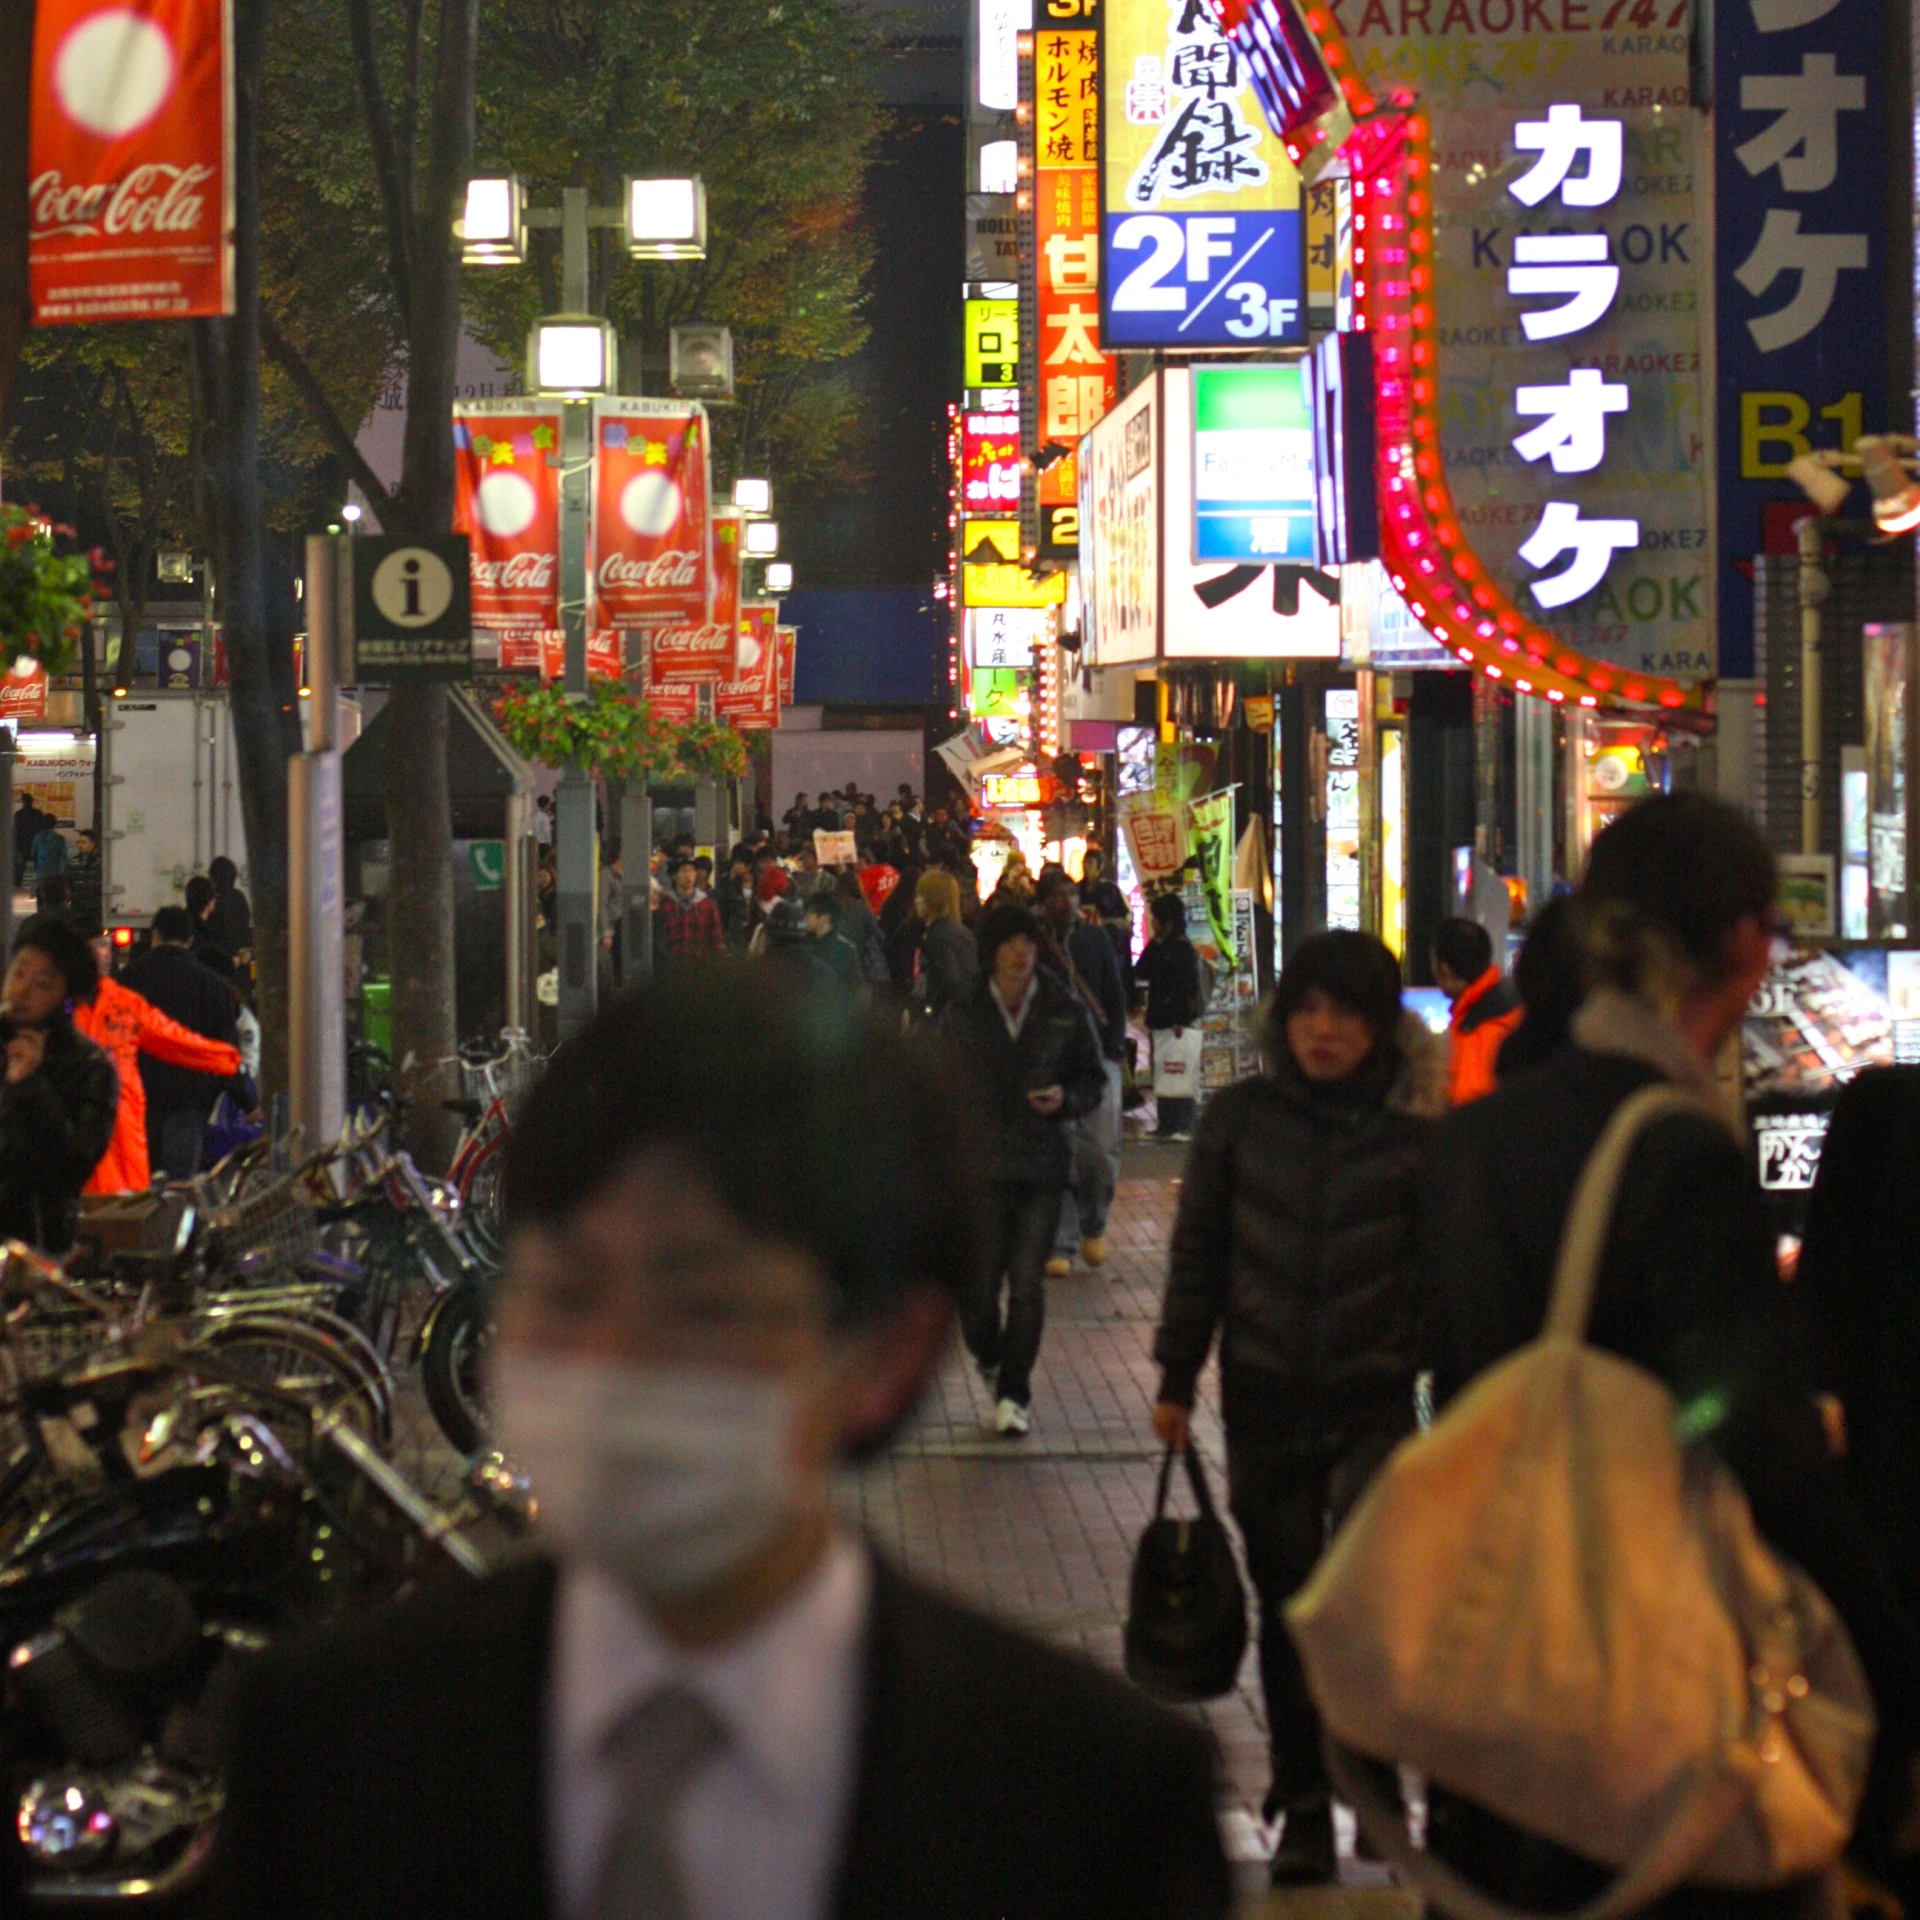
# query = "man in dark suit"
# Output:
<box><xmin>210</xmin><ymin>963</ymin><xmax>1230</xmax><ymax>1920</ymax></box>
<box><xmin>120</xmin><ymin>905</ymin><xmax>242</xmax><ymax>1177</ymax></box>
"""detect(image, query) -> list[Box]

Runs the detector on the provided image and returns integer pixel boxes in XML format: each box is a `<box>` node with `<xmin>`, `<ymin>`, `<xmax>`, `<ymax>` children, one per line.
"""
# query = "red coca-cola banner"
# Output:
<box><xmin>646</xmin><ymin>511</ymin><xmax>739</xmax><ymax>686</ymax></box>
<box><xmin>777</xmin><ymin>625</ymin><xmax>796</xmax><ymax>708</ymax></box>
<box><xmin>648</xmin><ymin>681</ymin><xmax>700</xmax><ymax>723</ymax></box>
<box><xmin>535</xmin><ymin>630</ymin><xmax>620</xmax><ymax>683</ymax></box>
<box><xmin>29</xmin><ymin>0</ymin><xmax>234</xmax><ymax>322</ymax></box>
<box><xmin>0</xmin><ymin>665</ymin><xmax>50</xmax><ymax>723</ymax></box>
<box><xmin>592</xmin><ymin>399</ymin><xmax>711</xmax><ymax>630</ymax></box>
<box><xmin>453</xmin><ymin>403</ymin><xmax>563</xmax><ymax>635</ymax></box>
<box><xmin>716</xmin><ymin>604</ymin><xmax>779</xmax><ymax>730</ymax></box>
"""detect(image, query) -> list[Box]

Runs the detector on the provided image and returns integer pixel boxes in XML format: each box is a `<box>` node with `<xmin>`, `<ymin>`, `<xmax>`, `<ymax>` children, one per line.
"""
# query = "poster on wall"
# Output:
<box><xmin>1079</xmin><ymin>376</ymin><xmax>1158</xmax><ymax>666</ymax></box>
<box><xmin>1714</xmin><ymin>0</ymin><xmax>1887</xmax><ymax>681</ymax></box>
<box><xmin>1338</xmin><ymin>9</ymin><xmax>1715</xmax><ymax>685</ymax></box>
<box><xmin>453</xmin><ymin>402</ymin><xmax>563</xmax><ymax>637</ymax></box>
<box><xmin>1100</xmin><ymin>0</ymin><xmax>1306</xmax><ymax>349</ymax></box>
<box><xmin>590</xmin><ymin>399</ymin><xmax>711</xmax><ymax>631</ymax></box>
<box><xmin>29</xmin><ymin>0</ymin><xmax>235</xmax><ymax>322</ymax></box>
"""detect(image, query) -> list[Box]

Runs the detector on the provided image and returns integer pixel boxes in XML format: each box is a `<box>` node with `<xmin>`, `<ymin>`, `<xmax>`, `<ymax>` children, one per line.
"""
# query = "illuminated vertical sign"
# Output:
<box><xmin>1099</xmin><ymin>0</ymin><xmax>1305</xmax><ymax>349</ymax></box>
<box><xmin>1030</xmin><ymin>0</ymin><xmax>1116</xmax><ymax>559</ymax></box>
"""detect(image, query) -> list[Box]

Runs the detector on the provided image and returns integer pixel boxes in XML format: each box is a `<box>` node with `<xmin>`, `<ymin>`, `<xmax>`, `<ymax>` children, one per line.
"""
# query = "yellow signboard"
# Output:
<box><xmin>962</xmin><ymin>520</ymin><xmax>1069</xmax><ymax>609</ymax></box>
<box><xmin>1036</xmin><ymin>28</ymin><xmax>1097</xmax><ymax>167</ymax></box>
<box><xmin>964</xmin><ymin>299</ymin><xmax>1019</xmax><ymax>388</ymax></box>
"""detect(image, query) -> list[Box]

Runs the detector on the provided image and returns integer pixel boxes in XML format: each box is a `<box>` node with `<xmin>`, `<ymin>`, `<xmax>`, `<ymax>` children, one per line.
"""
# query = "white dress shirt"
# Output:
<box><xmin>547</xmin><ymin>1532</ymin><xmax>871</xmax><ymax>1920</ymax></box>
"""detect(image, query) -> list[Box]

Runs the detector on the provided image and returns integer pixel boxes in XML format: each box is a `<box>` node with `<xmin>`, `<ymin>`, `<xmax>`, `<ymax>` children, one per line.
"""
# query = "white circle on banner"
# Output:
<box><xmin>474</xmin><ymin>469</ymin><xmax>536</xmax><ymax>537</ymax></box>
<box><xmin>167</xmin><ymin>647</ymin><xmax>191</xmax><ymax>671</ymax></box>
<box><xmin>620</xmin><ymin>472</ymin><xmax>681</xmax><ymax>537</ymax></box>
<box><xmin>55</xmin><ymin>11</ymin><xmax>176</xmax><ymax>138</ymax></box>
<box><xmin>737</xmin><ymin>623</ymin><xmax>763</xmax><ymax>670</ymax></box>
<box><xmin>370</xmin><ymin>549</ymin><xmax>455</xmax><ymax>628</ymax></box>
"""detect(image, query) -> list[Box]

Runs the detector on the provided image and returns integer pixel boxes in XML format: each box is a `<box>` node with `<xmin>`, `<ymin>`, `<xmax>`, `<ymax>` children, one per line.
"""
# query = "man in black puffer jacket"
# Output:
<box><xmin>942</xmin><ymin>904</ymin><xmax>1106</xmax><ymax>1438</ymax></box>
<box><xmin>1152</xmin><ymin>932</ymin><xmax>1446</xmax><ymax>1885</ymax></box>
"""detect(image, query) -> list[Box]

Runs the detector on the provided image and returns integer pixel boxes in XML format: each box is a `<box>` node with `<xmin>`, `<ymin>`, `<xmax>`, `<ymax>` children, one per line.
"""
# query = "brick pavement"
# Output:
<box><xmin>842</xmin><ymin>1138</ymin><xmax>1417</xmax><ymax>1916</ymax></box>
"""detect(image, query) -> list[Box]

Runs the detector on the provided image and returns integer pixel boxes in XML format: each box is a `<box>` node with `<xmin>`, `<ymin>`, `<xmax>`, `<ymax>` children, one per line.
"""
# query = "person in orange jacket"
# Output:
<box><xmin>1432</xmin><ymin>916</ymin><xmax>1523</xmax><ymax>1107</ymax></box>
<box><xmin>64</xmin><ymin>931</ymin><xmax>245</xmax><ymax>1193</ymax></box>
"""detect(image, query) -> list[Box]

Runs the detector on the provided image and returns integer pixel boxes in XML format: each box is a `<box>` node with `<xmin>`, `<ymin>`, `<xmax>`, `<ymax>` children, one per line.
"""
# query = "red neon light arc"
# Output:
<box><xmin>1286</xmin><ymin>13</ymin><xmax>1698</xmax><ymax>712</ymax></box>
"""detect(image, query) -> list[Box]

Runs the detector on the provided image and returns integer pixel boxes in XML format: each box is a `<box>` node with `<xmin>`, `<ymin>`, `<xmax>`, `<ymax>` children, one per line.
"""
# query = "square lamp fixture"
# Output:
<box><xmin>529</xmin><ymin>317</ymin><xmax>617</xmax><ymax>395</ymax></box>
<box><xmin>626</xmin><ymin>176</ymin><xmax>707</xmax><ymax>260</ymax></box>
<box><xmin>743</xmin><ymin>519</ymin><xmax>780</xmax><ymax>558</ymax></box>
<box><xmin>764</xmin><ymin>561</ymin><xmax>794</xmax><ymax>593</ymax></box>
<box><xmin>732</xmin><ymin>477</ymin><xmax>772</xmax><ymax>515</ymax></box>
<box><xmin>459</xmin><ymin>175</ymin><xmax>526</xmax><ymax>265</ymax></box>
<box><xmin>669</xmin><ymin>323</ymin><xmax>733</xmax><ymax>399</ymax></box>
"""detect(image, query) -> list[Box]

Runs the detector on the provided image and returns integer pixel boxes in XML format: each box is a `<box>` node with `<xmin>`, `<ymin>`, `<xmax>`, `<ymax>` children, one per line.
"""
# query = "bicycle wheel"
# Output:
<box><xmin>419</xmin><ymin>1276</ymin><xmax>492</xmax><ymax>1455</ymax></box>
<box><xmin>187</xmin><ymin>1310</ymin><xmax>395</xmax><ymax>1447</ymax></box>
<box><xmin>456</xmin><ymin>1132</ymin><xmax>508</xmax><ymax>1264</ymax></box>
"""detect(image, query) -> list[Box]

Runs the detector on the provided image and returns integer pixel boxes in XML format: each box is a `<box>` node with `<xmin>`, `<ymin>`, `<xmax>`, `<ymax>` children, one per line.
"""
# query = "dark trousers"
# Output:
<box><xmin>153</xmin><ymin>1107</ymin><xmax>206</xmax><ymax>1180</ymax></box>
<box><xmin>1156</xmin><ymin>1096</ymin><xmax>1196</xmax><ymax>1137</ymax></box>
<box><xmin>1225</xmin><ymin>1423</ymin><xmax>1404</xmax><ymax>1813</ymax></box>
<box><xmin>962</xmin><ymin>1181</ymin><xmax>1061</xmax><ymax>1406</ymax></box>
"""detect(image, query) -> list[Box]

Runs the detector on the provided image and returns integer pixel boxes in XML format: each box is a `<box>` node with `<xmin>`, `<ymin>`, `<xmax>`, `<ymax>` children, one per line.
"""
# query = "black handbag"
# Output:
<box><xmin>1124</xmin><ymin>1442</ymin><xmax>1248</xmax><ymax>1704</ymax></box>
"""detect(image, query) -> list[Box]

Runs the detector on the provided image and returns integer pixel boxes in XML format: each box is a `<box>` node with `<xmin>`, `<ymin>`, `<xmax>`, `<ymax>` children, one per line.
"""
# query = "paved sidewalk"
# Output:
<box><xmin>843</xmin><ymin>1138</ymin><xmax>1416</xmax><ymax>1914</ymax></box>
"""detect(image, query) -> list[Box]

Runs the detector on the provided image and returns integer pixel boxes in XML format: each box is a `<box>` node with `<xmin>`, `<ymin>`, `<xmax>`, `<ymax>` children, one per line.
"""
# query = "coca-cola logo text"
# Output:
<box><xmin>599</xmin><ymin>549</ymin><xmax>700</xmax><ymax>591</ymax></box>
<box><xmin>31</xmin><ymin>164</ymin><xmax>214</xmax><ymax>239</ymax></box>
<box><xmin>471</xmin><ymin>552</ymin><xmax>556</xmax><ymax>591</ymax></box>
<box><xmin>650</xmin><ymin>625</ymin><xmax>728</xmax><ymax>655</ymax></box>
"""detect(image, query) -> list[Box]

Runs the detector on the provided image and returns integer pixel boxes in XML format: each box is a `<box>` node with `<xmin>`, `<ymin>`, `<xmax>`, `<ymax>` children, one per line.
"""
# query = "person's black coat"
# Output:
<box><xmin>206</xmin><ymin>885</ymin><xmax>251</xmax><ymax>959</ymax></box>
<box><xmin>1136</xmin><ymin>929</ymin><xmax>1205</xmax><ymax>1030</ymax></box>
<box><xmin>1043</xmin><ymin>919</ymin><xmax>1127</xmax><ymax>1061</ymax></box>
<box><xmin>917</xmin><ymin>916</ymin><xmax>978</xmax><ymax>1016</ymax></box>
<box><xmin>121</xmin><ymin>943</ymin><xmax>240</xmax><ymax>1122</ymax></box>
<box><xmin>1796</xmin><ymin>1066</ymin><xmax>1920</xmax><ymax>1627</ymax></box>
<box><xmin>0</xmin><ymin>1020</ymin><xmax>118</xmax><ymax>1251</ymax></box>
<box><xmin>1420</xmin><ymin>1038</ymin><xmax>1920</xmax><ymax>1855</ymax></box>
<box><xmin>208</xmin><ymin>1553</ymin><xmax>1230</xmax><ymax>1920</ymax></box>
<box><xmin>1155</xmin><ymin>1016</ymin><xmax>1446</xmax><ymax>1430</ymax></box>
<box><xmin>940</xmin><ymin>969</ymin><xmax>1106</xmax><ymax>1187</ymax></box>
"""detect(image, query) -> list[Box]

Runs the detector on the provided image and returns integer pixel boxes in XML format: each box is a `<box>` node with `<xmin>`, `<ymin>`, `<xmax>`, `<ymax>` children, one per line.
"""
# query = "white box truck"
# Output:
<box><xmin>99</xmin><ymin>694</ymin><xmax>249</xmax><ymax>929</ymax></box>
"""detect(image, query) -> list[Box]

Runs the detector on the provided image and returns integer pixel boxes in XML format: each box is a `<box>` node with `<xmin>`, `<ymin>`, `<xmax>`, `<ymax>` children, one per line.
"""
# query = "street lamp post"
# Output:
<box><xmin>461</xmin><ymin>174</ymin><xmax>705</xmax><ymax>1039</ymax></box>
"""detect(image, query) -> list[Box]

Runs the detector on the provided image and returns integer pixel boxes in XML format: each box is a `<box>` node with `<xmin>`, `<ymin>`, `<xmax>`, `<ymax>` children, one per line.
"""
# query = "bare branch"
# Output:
<box><xmin>259</xmin><ymin>307</ymin><xmax>397</xmax><ymax>517</ymax></box>
<box><xmin>347</xmin><ymin>0</ymin><xmax>418</xmax><ymax>333</ymax></box>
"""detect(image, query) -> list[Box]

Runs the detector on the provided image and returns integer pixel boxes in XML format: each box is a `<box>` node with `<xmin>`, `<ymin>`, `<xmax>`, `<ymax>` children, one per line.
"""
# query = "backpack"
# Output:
<box><xmin>1287</xmin><ymin>1086</ymin><xmax>1873</xmax><ymax>1917</ymax></box>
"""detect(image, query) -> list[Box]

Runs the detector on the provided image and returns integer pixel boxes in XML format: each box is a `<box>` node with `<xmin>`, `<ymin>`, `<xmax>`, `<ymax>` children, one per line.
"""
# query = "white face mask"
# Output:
<box><xmin>491</xmin><ymin>1349</ymin><xmax>811</xmax><ymax>1602</ymax></box>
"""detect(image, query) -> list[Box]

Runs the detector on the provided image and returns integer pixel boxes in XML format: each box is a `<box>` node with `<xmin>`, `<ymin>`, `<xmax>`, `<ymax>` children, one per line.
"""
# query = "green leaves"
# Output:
<box><xmin>493</xmin><ymin>680</ymin><xmax>746</xmax><ymax>783</ymax></box>
<box><xmin>0</xmin><ymin>506</ymin><xmax>100</xmax><ymax>677</ymax></box>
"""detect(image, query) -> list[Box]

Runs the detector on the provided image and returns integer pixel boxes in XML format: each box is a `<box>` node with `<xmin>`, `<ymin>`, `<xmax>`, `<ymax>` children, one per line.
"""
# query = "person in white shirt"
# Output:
<box><xmin>210</xmin><ymin>963</ymin><xmax>1228</xmax><ymax>1920</ymax></box>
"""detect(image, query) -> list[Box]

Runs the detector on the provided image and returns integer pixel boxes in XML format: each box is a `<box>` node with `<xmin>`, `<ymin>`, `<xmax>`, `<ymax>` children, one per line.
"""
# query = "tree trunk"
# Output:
<box><xmin>0</xmin><ymin>0</ymin><xmax>36</xmax><ymax>424</ymax></box>
<box><xmin>381</xmin><ymin>0</ymin><xmax>479</xmax><ymax>1168</ymax></box>
<box><xmin>200</xmin><ymin>0</ymin><xmax>299</xmax><ymax>1103</ymax></box>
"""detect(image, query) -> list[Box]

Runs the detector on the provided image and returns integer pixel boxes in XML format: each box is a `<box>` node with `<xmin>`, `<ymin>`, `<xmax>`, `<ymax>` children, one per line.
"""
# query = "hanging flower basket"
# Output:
<box><xmin>493</xmin><ymin>681</ymin><xmax>746</xmax><ymax>786</ymax></box>
<box><xmin>0</xmin><ymin>506</ymin><xmax>98</xmax><ymax>679</ymax></box>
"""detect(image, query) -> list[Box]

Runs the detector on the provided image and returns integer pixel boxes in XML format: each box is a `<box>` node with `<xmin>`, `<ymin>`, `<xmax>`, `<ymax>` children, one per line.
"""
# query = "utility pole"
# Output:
<box><xmin>554</xmin><ymin>186</ymin><xmax>598</xmax><ymax>1041</ymax></box>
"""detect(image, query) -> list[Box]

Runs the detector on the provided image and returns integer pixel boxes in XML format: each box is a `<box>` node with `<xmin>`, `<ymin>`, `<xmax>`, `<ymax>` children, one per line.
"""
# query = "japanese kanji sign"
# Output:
<box><xmin>1715</xmin><ymin>0</ymin><xmax>1882</xmax><ymax>680</ymax></box>
<box><xmin>1036</xmin><ymin>25</ymin><xmax>1099</xmax><ymax>165</ymax></box>
<box><xmin>453</xmin><ymin>402</ymin><xmax>563</xmax><ymax>637</ymax></box>
<box><xmin>965</xmin><ymin>299</ymin><xmax>1020</xmax><ymax>387</ymax></box>
<box><xmin>1338</xmin><ymin>6</ymin><xmax>1715</xmax><ymax>685</ymax></box>
<box><xmin>29</xmin><ymin>0</ymin><xmax>234</xmax><ymax>322</ymax></box>
<box><xmin>1100</xmin><ymin>0</ymin><xmax>1306</xmax><ymax>349</ymax></box>
<box><xmin>962</xmin><ymin>520</ymin><xmax>1068</xmax><ymax>608</ymax></box>
<box><xmin>590</xmin><ymin>398</ymin><xmax>712</xmax><ymax>631</ymax></box>
<box><xmin>962</xmin><ymin>398</ymin><xmax>1024</xmax><ymax>512</ymax></box>
<box><xmin>1035</xmin><ymin>163</ymin><xmax>1119</xmax><ymax>448</ymax></box>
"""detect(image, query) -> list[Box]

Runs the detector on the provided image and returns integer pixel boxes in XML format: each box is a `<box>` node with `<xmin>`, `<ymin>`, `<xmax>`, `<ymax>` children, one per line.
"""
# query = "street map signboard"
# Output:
<box><xmin>1099</xmin><ymin>0</ymin><xmax>1306</xmax><ymax>349</ymax></box>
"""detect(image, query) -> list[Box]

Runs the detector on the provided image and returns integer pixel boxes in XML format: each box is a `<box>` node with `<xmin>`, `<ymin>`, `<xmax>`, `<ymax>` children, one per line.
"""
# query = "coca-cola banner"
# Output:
<box><xmin>591</xmin><ymin>398</ymin><xmax>711</xmax><ymax>630</ymax></box>
<box><xmin>777</xmin><ymin>625</ymin><xmax>796</xmax><ymax>709</ymax></box>
<box><xmin>646</xmin><ymin>510</ymin><xmax>739</xmax><ymax>686</ymax></box>
<box><xmin>647</xmin><ymin>680</ymin><xmax>700</xmax><ymax>724</ymax></box>
<box><xmin>29</xmin><ymin>0</ymin><xmax>234</xmax><ymax>323</ymax></box>
<box><xmin>717</xmin><ymin>604</ymin><xmax>780</xmax><ymax>730</ymax></box>
<box><xmin>452</xmin><ymin>402</ymin><xmax>563</xmax><ymax>635</ymax></box>
<box><xmin>535</xmin><ymin>630</ymin><xmax>620</xmax><ymax>683</ymax></box>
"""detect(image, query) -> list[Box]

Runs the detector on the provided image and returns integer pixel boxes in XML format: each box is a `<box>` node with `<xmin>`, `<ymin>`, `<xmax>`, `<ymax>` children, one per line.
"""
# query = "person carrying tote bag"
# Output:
<box><xmin>1294</xmin><ymin>796</ymin><xmax>1920</xmax><ymax>1918</ymax></box>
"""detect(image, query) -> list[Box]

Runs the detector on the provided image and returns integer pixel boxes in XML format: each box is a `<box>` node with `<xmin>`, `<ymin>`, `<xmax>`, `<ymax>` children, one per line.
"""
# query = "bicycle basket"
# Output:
<box><xmin>212</xmin><ymin>1175</ymin><xmax>320</xmax><ymax>1273</ymax></box>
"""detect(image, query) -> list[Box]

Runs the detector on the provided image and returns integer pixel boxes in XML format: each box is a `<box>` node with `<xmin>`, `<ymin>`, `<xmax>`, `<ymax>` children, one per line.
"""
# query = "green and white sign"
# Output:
<box><xmin>468</xmin><ymin>840</ymin><xmax>505</xmax><ymax>891</ymax></box>
<box><xmin>1191</xmin><ymin>365</ymin><xmax>1315</xmax><ymax>565</ymax></box>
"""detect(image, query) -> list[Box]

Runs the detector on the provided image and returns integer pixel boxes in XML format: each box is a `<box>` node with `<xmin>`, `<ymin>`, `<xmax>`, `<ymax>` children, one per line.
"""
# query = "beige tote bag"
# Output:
<box><xmin>1287</xmin><ymin>1085</ymin><xmax>1874</xmax><ymax>1918</ymax></box>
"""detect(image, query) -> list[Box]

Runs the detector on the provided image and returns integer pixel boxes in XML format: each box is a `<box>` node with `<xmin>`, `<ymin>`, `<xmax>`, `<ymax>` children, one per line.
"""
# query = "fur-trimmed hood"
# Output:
<box><xmin>1248</xmin><ymin>1000</ymin><xmax>1452</xmax><ymax>1120</ymax></box>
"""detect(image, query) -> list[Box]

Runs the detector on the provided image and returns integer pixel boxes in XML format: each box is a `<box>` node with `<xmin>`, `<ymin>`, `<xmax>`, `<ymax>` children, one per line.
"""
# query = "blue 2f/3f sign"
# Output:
<box><xmin>1102</xmin><ymin>210</ymin><xmax>1305</xmax><ymax>349</ymax></box>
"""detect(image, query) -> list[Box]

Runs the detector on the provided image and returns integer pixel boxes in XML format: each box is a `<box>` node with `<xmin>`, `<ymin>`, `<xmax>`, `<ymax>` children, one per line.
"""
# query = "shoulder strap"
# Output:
<box><xmin>1544</xmin><ymin>1084</ymin><xmax>1713</xmax><ymax>1344</ymax></box>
